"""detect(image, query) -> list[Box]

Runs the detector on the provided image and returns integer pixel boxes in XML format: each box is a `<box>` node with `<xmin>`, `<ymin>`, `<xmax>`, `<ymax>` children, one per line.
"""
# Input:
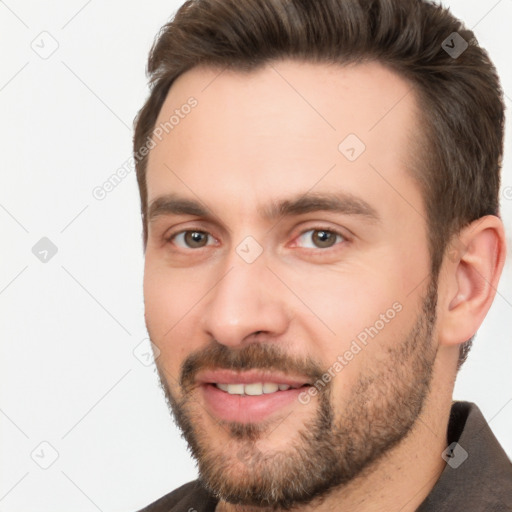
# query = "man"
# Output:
<box><xmin>133</xmin><ymin>0</ymin><xmax>511</xmax><ymax>510</ymax></box>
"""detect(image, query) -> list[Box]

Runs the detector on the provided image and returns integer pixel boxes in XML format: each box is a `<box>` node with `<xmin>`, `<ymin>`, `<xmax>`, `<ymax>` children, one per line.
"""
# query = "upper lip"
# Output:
<box><xmin>195</xmin><ymin>369</ymin><xmax>312</xmax><ymax>387</ymax></box>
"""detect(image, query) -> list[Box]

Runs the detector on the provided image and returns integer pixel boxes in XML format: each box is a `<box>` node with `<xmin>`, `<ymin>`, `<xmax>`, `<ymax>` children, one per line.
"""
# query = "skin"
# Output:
<box><xmin>143</xmin><ymin>60</ymin><xmax>506</xmax><ymax>512</ymax></box>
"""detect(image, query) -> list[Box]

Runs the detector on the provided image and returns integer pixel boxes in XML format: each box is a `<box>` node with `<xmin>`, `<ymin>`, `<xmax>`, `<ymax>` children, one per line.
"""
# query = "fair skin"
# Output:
<box><xmin>143</xmin><ymin>60</ymin><xmax>506</xmax><ymax>512</ymax></box>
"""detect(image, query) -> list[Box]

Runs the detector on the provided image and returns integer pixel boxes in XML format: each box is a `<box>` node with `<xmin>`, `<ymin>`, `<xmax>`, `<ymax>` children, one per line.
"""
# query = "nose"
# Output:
<box><xmin>200</xmin><ymin>255</ymin><xmax>290</xmax><ymax>347</ymax></box>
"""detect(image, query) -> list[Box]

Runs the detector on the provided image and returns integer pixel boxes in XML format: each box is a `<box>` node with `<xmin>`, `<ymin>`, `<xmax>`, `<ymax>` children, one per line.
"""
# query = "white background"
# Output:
<box><xmin>1</xmin><ymin>1</ymin><xmax>511</xmax><ymax>510</ymax></box>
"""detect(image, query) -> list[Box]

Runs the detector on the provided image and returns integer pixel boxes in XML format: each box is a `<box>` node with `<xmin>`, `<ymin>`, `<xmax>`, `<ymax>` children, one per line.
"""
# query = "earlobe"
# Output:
<box><xmin>438</xmin><ymin>215</ymin><xmax>506</xmax><ymax>347</ymax></box>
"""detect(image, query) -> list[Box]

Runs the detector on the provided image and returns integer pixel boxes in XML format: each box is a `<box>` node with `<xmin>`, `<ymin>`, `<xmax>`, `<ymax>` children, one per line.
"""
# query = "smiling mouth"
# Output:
<box><xmin>197</xmin><ymin>371</ymin><xmax>314</xmax><ymax>423</ymax></box>
<box><xmin>213</xmin><ymin>382</ymin><xmax>311</xmax><ymax>396</ymax></box>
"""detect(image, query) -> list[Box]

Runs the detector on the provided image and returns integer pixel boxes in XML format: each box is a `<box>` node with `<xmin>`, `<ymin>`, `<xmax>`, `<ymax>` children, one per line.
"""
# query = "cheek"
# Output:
<box><xmin>289</xmin><ymin>266</ymin><xmax>404</xmax><ymax>338</ymax></box>
<box><xmin>143</xmin><ymin>266</ymin><xmax>177</xmax><ymax>336</ymax></box>
<box><xmin>143</xmin><ymin>261</ymin><xmax>204</xmax><ymax>377</ymax></box>
<box><xmin>287</xmin><ymin>261</ymin><xmax>415</xmax><ymax>379</ymax></box>
<box><xmin>143</xmin><ymin>257</ymin><xmax>202</xmax><ymax>331</ymax></box>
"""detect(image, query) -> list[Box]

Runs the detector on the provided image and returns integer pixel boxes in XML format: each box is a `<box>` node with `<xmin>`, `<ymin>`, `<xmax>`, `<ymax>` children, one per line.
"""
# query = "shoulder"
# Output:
<box><xmin>418</xmin><ymin>401</ymin><xmax>512</xmax><ymax>511</ymax></box>
<box><xmin>135</xmin><ymin>480</ymin><xmax>218</xmax><ymax>512</ymax></box>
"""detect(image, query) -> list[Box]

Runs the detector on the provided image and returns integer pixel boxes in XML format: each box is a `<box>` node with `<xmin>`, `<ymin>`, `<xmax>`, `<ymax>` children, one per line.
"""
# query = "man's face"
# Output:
<box><xmin>143</xmin><ymin>60</ymin><xmax>439</xmax><ymax>508</ymax></box>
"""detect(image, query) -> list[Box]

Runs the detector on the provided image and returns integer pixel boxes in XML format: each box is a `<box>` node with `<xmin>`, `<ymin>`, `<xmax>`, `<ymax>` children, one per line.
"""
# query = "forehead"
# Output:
<box><xmin>146</xmin><ymin>59</ymin><xmax>423</xmax><ymax>223</ymax></box>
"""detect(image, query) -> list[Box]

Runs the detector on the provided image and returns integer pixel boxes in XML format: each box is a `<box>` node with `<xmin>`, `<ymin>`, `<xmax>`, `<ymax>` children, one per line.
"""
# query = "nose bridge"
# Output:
<box><xmin>201</xmin><ymin>247</ymin><xmax>288</xmax><ymax>345</ymax></box>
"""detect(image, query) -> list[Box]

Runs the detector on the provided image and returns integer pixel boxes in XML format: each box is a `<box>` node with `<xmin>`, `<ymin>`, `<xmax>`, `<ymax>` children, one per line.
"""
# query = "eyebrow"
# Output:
<box><xmin>148</xmin><ymin>195</ymin><xmax>210</xmax><ymax>222</ymax></box>
<box><xmin>147</xmin><ymin>192</ymin><xmax>380</xmax><ymax>224</ymax></box>
<box><xmin>262</xmin><ymin>192</ymin><xmax>380</xmax><ymax>223</ymax></box>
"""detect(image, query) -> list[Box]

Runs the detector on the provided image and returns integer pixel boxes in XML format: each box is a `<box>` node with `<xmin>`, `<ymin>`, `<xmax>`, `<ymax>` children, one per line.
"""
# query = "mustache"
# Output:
<box><xmin>180</xmin><ymin>341</ymin><xmax>325</xmax><ymax>391</ymax></box>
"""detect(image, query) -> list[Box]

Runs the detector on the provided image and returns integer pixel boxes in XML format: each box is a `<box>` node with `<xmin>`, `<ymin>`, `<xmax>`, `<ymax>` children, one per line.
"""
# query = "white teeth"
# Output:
<box><xmin>226</xmin><ymin>384</ymin><xmax>244</xmax><ymax>395</ymax></box>
<box><xmin>262</xmin><ymin>383</ymin><xmax>279</xmax><ymax>394</ymax></box>
<box><xmin>244</xmin><ymin>383</ymin><xmax>263</xmax><ymax>395</ymax></box>
<box><xmin>214</xmin><ymin>382</ymin><xmax>295</xmax><ymax>395</ymax></box>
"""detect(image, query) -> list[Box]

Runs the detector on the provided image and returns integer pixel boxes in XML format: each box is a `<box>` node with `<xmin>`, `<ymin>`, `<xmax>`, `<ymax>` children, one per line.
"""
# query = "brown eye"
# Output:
<box><xmin>313</xmin><ymin>230</ymin><xmax>339</xmax><ymax>248</ymax></box>
<box><xmin>297</xmin><ymin>229</ymin><xmax>344</xmax><ymax>249</ymax></box>
<box><xmin>173</xmin><ymin>230</ymin><xmax>212</xmax><ymax>249</ymax></box>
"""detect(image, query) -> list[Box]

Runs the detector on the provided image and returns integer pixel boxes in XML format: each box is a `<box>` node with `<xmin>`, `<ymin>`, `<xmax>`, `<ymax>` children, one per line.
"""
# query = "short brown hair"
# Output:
<box><xmin>133</xmin><ymin>0</ymin><xmax>505</xmax><ymax>368</ymax></box>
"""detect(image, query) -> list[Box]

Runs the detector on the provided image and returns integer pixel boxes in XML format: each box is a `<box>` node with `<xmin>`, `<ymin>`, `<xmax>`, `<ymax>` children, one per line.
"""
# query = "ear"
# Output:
<box><xmin>437</xmin><ymin>215</ymin><xmax>507</xmax><ymax>347</ymax></box>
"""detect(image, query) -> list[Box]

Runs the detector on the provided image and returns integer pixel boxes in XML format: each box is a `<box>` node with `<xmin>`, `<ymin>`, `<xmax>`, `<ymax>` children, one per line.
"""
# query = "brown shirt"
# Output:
<box><xmin>137</xmin><ymin>401</ymin><xmax>512</xmax><ymax>511</ymax></box>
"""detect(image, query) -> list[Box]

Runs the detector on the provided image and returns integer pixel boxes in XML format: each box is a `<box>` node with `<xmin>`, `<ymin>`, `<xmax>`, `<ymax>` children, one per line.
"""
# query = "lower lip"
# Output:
<box><xmin>201</xmin><ymin>384</ymin><xmax>309</xmax><ymax>423</ymax></box>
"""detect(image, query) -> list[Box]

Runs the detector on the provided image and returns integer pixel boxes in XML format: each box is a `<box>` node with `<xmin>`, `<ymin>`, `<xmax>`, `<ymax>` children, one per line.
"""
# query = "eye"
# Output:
<box><xmin>170</xmin><ymin>230</ymin><xmax>216</xmax><ymax>249</ymax></box>
<box><xmin>295</xmin><ymin>228</ymin><xmax>345</xmax><ymax>249</ymax></box>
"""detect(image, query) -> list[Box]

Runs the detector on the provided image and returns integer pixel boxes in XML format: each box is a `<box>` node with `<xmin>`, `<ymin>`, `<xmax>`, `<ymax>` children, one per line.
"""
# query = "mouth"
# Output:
<box><xmin>213</xmin><ymin>382</ymin><xmax>308</xmax><ymax>395</ymax></box>
<box><xmin>196</xmin><ymin>370</ymin><xmax>313</xmax><ymax>423</ymax></box>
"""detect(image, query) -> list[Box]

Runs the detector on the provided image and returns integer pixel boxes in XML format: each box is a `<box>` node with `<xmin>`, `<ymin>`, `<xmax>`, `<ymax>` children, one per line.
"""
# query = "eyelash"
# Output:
<box><xmin>166</xmin><ymin>230</ymin><xmax>218</xmax><ymax>249</ymax></box>
<box><xmin>165</xmin><ymin>226</ymin><xmax>348</xmax><ymax>252</ymax></box>
<box><xmin>293</xmin><ymin>227</ymin><xmax>346</xmax><ymax>250</ymax></box>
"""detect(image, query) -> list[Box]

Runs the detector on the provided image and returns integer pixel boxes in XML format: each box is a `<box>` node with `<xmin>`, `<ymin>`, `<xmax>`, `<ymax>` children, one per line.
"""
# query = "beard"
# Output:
<box><xmin>152</xmin><ymin>275</ymin><xmax>439</xmax><ymax>511</ymax></box>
